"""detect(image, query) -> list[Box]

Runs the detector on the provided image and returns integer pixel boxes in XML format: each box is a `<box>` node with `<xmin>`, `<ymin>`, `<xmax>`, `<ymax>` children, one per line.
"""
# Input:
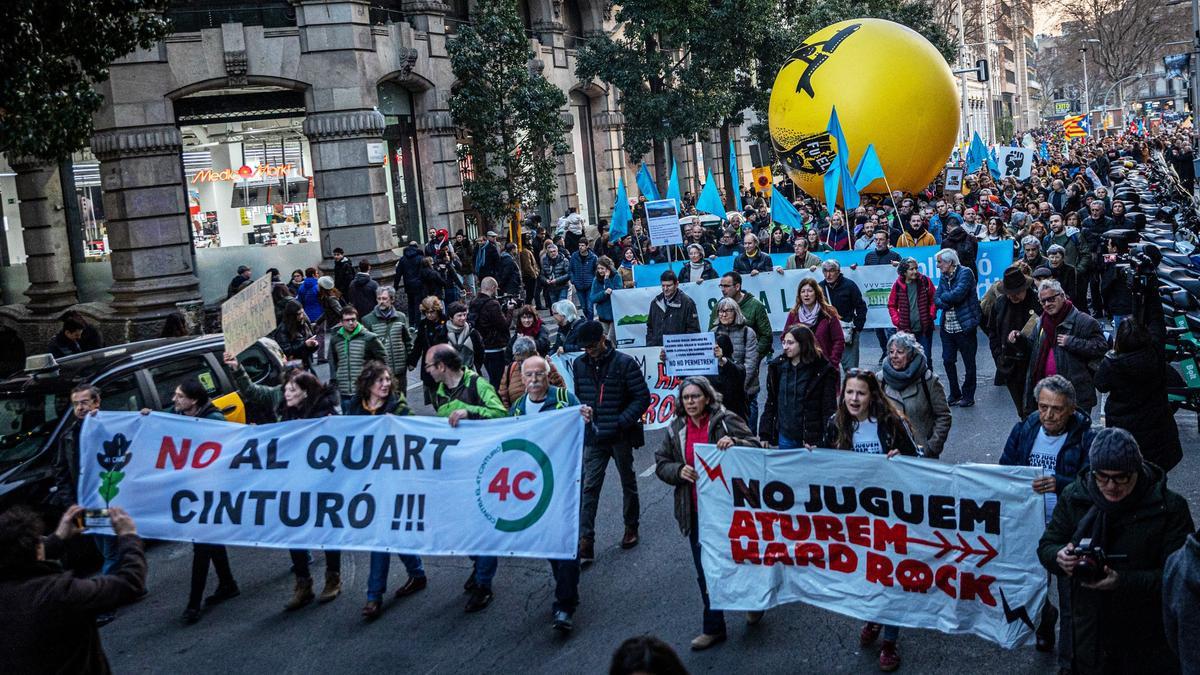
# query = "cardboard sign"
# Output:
<box><xmin>220</xmin><ymin>274</ymin><xmax>276</xmax><ymax>356</ymax></box>
<box><xmin>663</xmin><ymin>332</ymin><xmax>718</xmax><ymax>376</ymax></box>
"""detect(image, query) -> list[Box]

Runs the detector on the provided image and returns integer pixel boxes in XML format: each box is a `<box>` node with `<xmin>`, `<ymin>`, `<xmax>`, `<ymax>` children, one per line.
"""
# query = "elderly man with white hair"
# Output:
<box><xmin>934</xmin><ymin>248</ymin><xmax>982</xmax><ymax>407</ymax></box>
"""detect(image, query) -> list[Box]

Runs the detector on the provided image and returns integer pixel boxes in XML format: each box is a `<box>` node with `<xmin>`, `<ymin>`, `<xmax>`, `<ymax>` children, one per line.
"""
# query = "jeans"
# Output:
<box><xmin>875</xmin><ymin>328</ymin><xmax>895</xmax><ymax>352</ymax></box>
<box><xmin>470</xmin><ymin>555</ymin><xmax>498</xmax><ymax>589</ymax></box>
<box><xmin>940</xmin><ymin>327</ymin><xmax>977</xmax><ymax>402</ymax></box>
<box><xmin>549</xmin><ymin>558</ymin><xmax>580</xmax><ymax>614</ymax></box>
<box><xmin>366</xmin><ymin>552</ymin><xmax>425</xmax><ymax>601</ymax></box>
<box><xmin>576</xmin><ymin>285</ymin><xmax>594</xmax><ymax>320</ymax></box>
<box><xmin>777</xmin><ymin>432</ymin><xmax>802</xmax><ymax>450</ymax></box>
<box><xmin>93</xmin><ymin>534</ymin><xmax>119</xmax><ymax>575</ymax></box>
<box><xmin>689</xmin><ymin>514</ymin><xmax>726</xmax><ymax>636</ymax></box>
<box><xmin>840</xmin><ymin>331</ymin><xmax>860</xmax><ymax>370</ymax></box>
<box><xmin>290</xmin><ymin>549</ymin><xmax>341</xmax><ymax>579</ymax></box>
<box><xmin>189</xmin><ymin>543</ymin><xmax>235</xmax><ymax>609</ymax></box>
<box><xmin>579</xmin><ymin>443</ymin><xmax>639</xmax><ymax>542</ymax></box>
<box><xmin>914</xmin><ymin>331</ymin><xmax>934</xmax><ymax>365</ymax></box>
<box><xmin>746</xmin><ymin>396</ymin><xmax>760</xmax><ymax>435</ymax></box>
<box><xmin>483</xmin><ymin>350</ymin><xmax>506</xmax><ymax>390</ymax></box>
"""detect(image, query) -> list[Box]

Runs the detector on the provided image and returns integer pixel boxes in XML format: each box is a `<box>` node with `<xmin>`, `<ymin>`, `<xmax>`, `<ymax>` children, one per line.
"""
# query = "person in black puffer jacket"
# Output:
<box><xmin>759</xmin><ymin>325</ymin><xmax>839</xmax><ymax>448</ymax></box>
<box><xmin>571</xmin><ymin>321</ymin><xmax>651</xmax><ymax>562</ymax></box>
<box><xmin>278</xmin><ymin>371</ymin><xmax>343</xmax><ymax>611</ymax></box>
<box><xmin>1094</xmin><ymin>320</ymin><xmax>1182</xmax><ymax>472</ymax></box>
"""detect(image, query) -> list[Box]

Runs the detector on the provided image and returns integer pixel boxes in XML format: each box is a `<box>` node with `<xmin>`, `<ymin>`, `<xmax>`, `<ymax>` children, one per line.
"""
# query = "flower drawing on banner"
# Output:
<box><xmin>96</xmin><ymin>433</ymin><xmax>132</xmax><ymax>504</ymax></box>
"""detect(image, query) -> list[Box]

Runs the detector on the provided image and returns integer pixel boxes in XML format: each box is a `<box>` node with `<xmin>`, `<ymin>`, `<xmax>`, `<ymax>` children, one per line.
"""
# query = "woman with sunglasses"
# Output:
<box><xmin>821</xmin><ymin>368</ymin><xmax>918</xmax><ymax>671</ymax></box>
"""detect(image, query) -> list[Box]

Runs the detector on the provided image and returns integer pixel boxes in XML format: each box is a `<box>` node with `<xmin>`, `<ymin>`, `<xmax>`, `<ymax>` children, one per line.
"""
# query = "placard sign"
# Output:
<box><xmin>663</xmin><ymin>332</ymin><xmax>718</xmax><ymax>376</ymax></box>
<box><xmin>645</xmin><ymin>198</ymin><xmax>683</xmax><ymax>247</ymax></box>
<box><xmin>221</xmin><ymin>274</ymin><xmax>276</xmax><ymax>356</ymax></box>
<box><xmin>944</xmin><ymin>168</ymin><xmax>964</xmax><ymax>192</ymax></box>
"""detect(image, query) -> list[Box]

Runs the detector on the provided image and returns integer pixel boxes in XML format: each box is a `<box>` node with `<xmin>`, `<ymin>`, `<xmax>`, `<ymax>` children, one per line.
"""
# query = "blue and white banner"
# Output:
<box><xmin>78</xmin><ymin>409</ymin><xmax>585</xmax><ymax>558</ymax></box>
<box><xmin>694</xmin><ymin>445</ymin><xmax>1047</xmax><ymax>649</ymax></box>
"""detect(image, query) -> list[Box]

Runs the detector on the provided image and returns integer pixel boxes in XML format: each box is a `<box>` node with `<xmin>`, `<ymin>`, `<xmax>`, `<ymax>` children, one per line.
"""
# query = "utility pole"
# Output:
<box><xmin>1193</xmin><ymin>0</ymin><xmax>1199</xmax><ymax>157</ymax></box>
<box><xmin>1080</xmin><ymin>38</ymin><xmax>1099</xmax><ymax>135</ymax></box>
<box><xmin>957</xmin><ymin>0</ymin><xmax>970</xmax><ymax>146</ymax></box>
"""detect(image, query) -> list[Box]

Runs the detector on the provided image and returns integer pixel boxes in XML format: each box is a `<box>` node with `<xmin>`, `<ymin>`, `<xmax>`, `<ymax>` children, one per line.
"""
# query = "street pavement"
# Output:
<box><xmin>101</xmin><ymin>336</ymin><xmax>1200</xmax><ymax>674</ymax></box>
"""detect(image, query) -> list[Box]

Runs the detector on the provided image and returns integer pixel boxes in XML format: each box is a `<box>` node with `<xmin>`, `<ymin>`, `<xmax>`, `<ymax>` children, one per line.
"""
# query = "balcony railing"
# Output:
<box><xmin>165</xmin><ymin>1</ymin><xmax>296</xmax><ymax>32</ymax></box>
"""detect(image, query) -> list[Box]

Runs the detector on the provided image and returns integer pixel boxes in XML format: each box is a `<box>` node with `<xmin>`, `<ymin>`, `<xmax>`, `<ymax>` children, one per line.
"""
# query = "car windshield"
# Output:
<box><xmin>0</xmin><ymin>390</ymin><xmax>68</xmax><ymax>472</ymax></box>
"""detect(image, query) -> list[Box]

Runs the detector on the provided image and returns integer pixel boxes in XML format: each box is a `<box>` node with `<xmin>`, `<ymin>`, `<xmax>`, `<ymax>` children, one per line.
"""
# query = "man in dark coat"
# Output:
<box><xmin>645</xmin><ymin>270</ymin><xmax>700</xmax><ymax>347</ymax></box>
<box><xmin>572</xmin><ymin>321</ymin><xmax>651</xmax><ymax>563</ymax></box>
<box><xmin>347</xmin><ymin>260</ymin><xmax>379</xmax><ymax>317</ymax></box>
<box><xmin>1163</xmin><ymin>526</ymin><xmax>1200</xmax><ymax>672</ymax></box>
<box><xmin>332</xmin><ymin>248</ymin><xmax>355</xmax><ymax>297</ymax></box>
<box><xmin>468</xmin><ymin>277</ymin><xmax>511</xmax><ymax>389</ymax></box>
<box><xmin>0</xmin><ymin>505</ymin><xmax>146</xmax><ymax>674</ymax></box>
<box><xmin>226</xmin><ymin>264</ymin><xmax>252</xmax><ymax>299</ymax></box>
<box><xmin>986</xmin><ymin>267</ymin><xmax>1041</xmax><ymax>418</ymax></box>
<box><xmin>395</xmin><ymin>241</ymin><xmax>425</xmax><ymax>322</ymax></box>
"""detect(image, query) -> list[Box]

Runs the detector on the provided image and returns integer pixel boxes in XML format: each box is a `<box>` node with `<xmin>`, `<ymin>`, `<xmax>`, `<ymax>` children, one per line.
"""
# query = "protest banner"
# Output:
<box><xmin>550</xmin><ymin>347</ymin><xmax>682</xmax><ymax>431</ymax></box>
<box><xmin>997</xmin><ymin>147</ymin><xmax>1035</xmax><ymax>181</ymax></box>
<box><xmin>694</xmin><ymin>445</ymin><xmax>1047</xmax><ymax>649</ymax></box>
<box><xmin>944</xmin><ymin>167</ymin><xmax>964</xmax><ymax>192</ymax></box>
<box><xmin>663</xmin><ymin>332</ymin><xmax>717</xmax><ymax>376</ymax></box>
<box><xmin>78</xmin><ymin>409</ymin><xmax>584</xmax><ymax>558</ymax></box>
<box><xmin>645</xmin><ymin>198</ymin><xmax>683</xmax><ymax>247</ymax></box>
<box><xmin>221</xmin><ymin>274</ymin><xmax>276</xmax><ymax>356</ymax></box>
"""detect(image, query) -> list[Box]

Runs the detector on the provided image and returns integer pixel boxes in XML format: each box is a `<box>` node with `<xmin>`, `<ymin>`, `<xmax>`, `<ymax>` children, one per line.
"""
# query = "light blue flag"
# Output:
<box><xmin>610</xmin><ymin>177</ymin><xmax>632</xmax><ymax>239</ymax></box>
<box><xmin>635</xmin><ymin>163</ymin><xmax>659</xmax><ymax>201</ymax></box>
<box><xmin>966</xmin><ymin>131</ymin><xmax>998</xmax><ymax>178</ymax></box>
<box><xmin>728</xmin><ymin>140</ymin><xmax>743</xmax><ymax>212</ymax></box>
<box><xmin>665</xmin><ymin>160</ymin><xmax>681</xmax><ymax>207</ymax></box>
<box><xmin>827</xmin><ymin>106</ymin><xmax>860</xmax><ymax>210</ymax></box>
<box><xmin>770</xmin><ymin>192</ymin><xmax>804</xmax><ymax>231</ymax></box>
<box><xmin>696</xmin><ymin>170</ymin><xmax>726</xmax><ymax>220</ymax></box>
<box><xmin>852</xmin><ymin>143</ymin><xmax>885</xmax><ymax>193</ymax></box>
<box><xmin>823</xmin><ymin>162</ymin><xmax>841</xmax><ymax>220</ymax></box>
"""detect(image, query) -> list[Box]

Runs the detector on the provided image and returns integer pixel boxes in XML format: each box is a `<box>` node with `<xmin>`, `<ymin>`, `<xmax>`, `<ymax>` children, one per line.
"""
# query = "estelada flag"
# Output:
<box><xmin>752</xmin><ymin>166</ymin><xmax>773</xmax><ymax>197</ymax></box>
<box><xmin>1063</xmin><ymin>114</ymin><xmax>1088</xmax><ymax>139</ymax></box>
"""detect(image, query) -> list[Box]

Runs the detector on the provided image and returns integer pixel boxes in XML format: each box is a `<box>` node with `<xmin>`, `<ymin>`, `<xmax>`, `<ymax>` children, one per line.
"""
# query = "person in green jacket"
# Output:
<box><xmin>707</xmin><ymin>271</ymin><xmax>772</xmax><ymax>360</ymax></box>
<box><xmin>425</xmin><ymin>343</ymin><xmax>506</xmax><ymax>613</ymax></box>
<box><xmin>1038</xmin><ymin>428</ymin><xmax>1194</xmax><ymax>674</ymax></box>
<box><xmin>361</xmin><ymin>287</ymin><xmax>413</xmax><ymax>379</ymax></box>
<box><xmin>330</xmin><ymin>305</ymin><xmax>386</xmax><ymax>409</ymax></box>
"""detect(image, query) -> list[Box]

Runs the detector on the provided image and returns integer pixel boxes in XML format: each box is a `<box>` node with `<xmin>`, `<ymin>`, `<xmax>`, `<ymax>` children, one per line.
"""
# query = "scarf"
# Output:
<box><xmin>1033</xmin><ymin>299</ymin><xmax>1073</xmax><ymax>383</ymax></box>
<box><xmin>1076</xmin><ymin>464</ymin><xmax>1153</xmax><ymax>551</ymax></box>
<box><xmin>620</xmin><ymin>258</ymin><xmax>635</xmax><ymax>269</ymax></box>
<box><xmin>881</xmin><ymin>350</ymin><xmax>927</xmax><ymax>392</ymax></box>
<box><xmin>688</xmin><ymin>260</ymin><xmax>707</xmax><ymax>276</ymax></box>
<box><xmin>446</xmin><ymin>321</ymin><xmax>472</xmax><ymax>351</ymax></box>
<box><xmin>795</xmin><ymin>303</ymin><xmax>821</xmax><ymax>327</ymax></box>
<box><xmin>375</xmin><ymin>305</ymin><xmax>396</xmax><ymax>320</ymax></box>
<box><xmin>517</xmin><ymin>316</ymin><xmax>543</xmax><ymax>337</ymax></box>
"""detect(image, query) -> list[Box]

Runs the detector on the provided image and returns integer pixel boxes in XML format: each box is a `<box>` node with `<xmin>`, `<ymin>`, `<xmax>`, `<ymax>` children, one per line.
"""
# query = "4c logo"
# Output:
<box><xmin>475</xmin><ymin>439</ymin><xmax>554</xmax><ymax>532</ymax></box>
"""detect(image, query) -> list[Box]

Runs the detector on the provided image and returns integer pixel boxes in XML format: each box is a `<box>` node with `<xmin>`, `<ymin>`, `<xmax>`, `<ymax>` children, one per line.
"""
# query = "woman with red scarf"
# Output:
<box><xmin>1009</xmin><ymin>279</ymin><xmax>1108</xmax><ymax>416</ymax></box>
<box><xmin>505</xmin><ymin>304</ymin><xmax>551</xmax><ymax>359</ymax></box>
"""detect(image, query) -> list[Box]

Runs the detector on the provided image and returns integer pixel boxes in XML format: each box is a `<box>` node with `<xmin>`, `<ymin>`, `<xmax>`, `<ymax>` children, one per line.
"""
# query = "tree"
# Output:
<box><xmin>449</xmin><ymin>0</ymin><xmax>570</xmax><ymax>229</ymax></box>
<box><xmin>0</xmin><ymin>0</ymin><xmax>171</xmax><ymax>162</ymax></box>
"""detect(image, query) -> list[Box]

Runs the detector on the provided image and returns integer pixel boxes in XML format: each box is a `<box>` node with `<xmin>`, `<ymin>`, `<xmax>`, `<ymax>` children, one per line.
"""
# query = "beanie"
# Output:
<box><xmin>317</xmin><ymin>276</ymin><xmax>335</xmax><ymax>290</ymax></box>
<box><xmin>1089</xmin><ymin>427</ymin><xmax>1143</xmax><ymax>474</ymax></box>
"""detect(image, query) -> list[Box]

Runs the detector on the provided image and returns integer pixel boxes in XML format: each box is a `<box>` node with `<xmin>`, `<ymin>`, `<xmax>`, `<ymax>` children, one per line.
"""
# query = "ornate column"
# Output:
<box><xmin>5</xmin><ymin>156</ymin><xmax>79</xmax><ymax>313</ymax></box>
<box><xmin>414</xmin><ymin>109</ymin><xmax>466</xmax><ymax>235</ymax></box>
<box><xmin>591</xmin><ymin>109</ymin><xmax>625</xmax><ymax>220</ymax></box>
<box><xmin>91</xmin><ymin>125</ymin><xmax>201</xmax><ymax>318</ymax></box>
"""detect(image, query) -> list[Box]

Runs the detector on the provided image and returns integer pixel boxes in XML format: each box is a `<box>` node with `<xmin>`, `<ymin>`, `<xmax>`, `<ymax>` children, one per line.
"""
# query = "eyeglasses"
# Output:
<box><xmin>1039</xmin><ymin>293</ymin><xmax>1063</xmax><ymax>305</ymax></box>
<box><xmin>1092</xmin><ymin>470</ymin><xmax>1134</xmax><ymax>487</ymax></box>
<box><xmin>718</xmin><ymin>283</ymin><xmax>734</xmax><ymax>288</ymax></box>
<box><xmin>680</xmin><ymin>393</ymin><xmax>705</xmax><ymax>401</ymax></box>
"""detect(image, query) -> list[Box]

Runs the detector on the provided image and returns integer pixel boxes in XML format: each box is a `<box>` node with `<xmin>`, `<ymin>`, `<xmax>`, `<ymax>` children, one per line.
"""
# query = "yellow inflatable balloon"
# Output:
<box><xmin>768</xmin><ymin>18</ymin><xmax>959</xmax><ymax>200</ymax></box>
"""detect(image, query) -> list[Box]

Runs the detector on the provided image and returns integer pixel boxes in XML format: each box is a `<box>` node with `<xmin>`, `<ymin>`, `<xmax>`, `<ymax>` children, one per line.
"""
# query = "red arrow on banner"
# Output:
<box><xmin>906</xmin><ymin>531</ymin><xmax>998</xmax><ymax>567</ymax></box>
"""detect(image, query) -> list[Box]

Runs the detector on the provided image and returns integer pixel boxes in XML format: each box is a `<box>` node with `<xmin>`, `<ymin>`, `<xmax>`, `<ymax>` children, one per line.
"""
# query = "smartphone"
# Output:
<box><xmin>76</xmin><ymin>508</ymin><xmax>110</xmax><ymax>529</ymax></box>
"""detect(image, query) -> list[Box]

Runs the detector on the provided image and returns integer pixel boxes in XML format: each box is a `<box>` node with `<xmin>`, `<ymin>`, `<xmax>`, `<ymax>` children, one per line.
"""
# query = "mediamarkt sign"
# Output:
<box><xmin>191</xmin><ymin>163</ymin><xmax>294</xmax><ymax>184</ymax></box>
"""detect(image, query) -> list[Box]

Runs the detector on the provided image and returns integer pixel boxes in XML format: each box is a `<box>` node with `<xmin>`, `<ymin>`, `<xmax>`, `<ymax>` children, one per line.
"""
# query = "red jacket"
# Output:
<box><xmin>888</xmin><ymin>275</ymin><xmax>937</xmax><ymax>334</ymax></box>
<box><xmin>783</xmin><ymin>310</ymin><xmax>845</xmax><ymax>365</ymax></box>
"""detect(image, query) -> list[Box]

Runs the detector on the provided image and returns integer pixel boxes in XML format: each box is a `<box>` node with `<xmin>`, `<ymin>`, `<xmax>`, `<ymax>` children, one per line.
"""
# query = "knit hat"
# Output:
<box><xmin>318</xmin><ymin>276</ymin><xmax>335</xmax><ymax>290</ymax></box>
<box><xmin>1032</xmin><ymin>266</ymin><xmax>1053</xmax><ymax>280</ymax></box>
<box><xmin>576</xmin><ymin>320</ymin><xmax>605</xmax><ymax>346</ymax></box>
<box><xmin>1089</xmin><ymin>428</ymin><xmax>1143</xmax><ymax>474</ymax></box>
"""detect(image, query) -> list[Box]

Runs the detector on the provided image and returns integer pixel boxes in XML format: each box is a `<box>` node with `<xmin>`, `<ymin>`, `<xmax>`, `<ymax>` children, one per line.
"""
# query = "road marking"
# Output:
<box><xmin>639</xmin><ymin>465</ymin><xmax>656</xmax><ymax>478</ymax></box>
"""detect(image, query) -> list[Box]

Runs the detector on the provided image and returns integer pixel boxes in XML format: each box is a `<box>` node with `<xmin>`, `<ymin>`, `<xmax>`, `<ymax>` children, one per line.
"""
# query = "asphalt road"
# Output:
<box><xmin>100</xmin><ymin>338</ymin><xmax>1200</xmax><ymax>674</ymax></box>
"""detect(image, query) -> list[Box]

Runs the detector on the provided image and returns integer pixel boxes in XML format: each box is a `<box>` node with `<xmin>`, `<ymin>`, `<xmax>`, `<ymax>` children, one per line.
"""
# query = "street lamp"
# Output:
<box><xmin>1102</xmin><ymin>74</ymin><xmax>1146</xmax><ymax>135</ymax></box>
<box><xmin>1080</xmin><ymin>38</ymin><xmax>1100</xmax><ymax>134</ymax></box>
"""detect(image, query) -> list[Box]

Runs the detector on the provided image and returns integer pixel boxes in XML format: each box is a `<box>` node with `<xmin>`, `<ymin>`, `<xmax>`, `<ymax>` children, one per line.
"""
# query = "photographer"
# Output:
<box><xmin>1038</xmin><ymin>428</ymin><xmax>1194</xmax><ymax>674</ymax></box>
<box><xmin>0</xmin><ymin>505</ymin><xmax>146</xmax><ymax>672</ymax></box>
<box><xmin>1099</xmin><ymin>235</ymin><xmax>1135</xmax><ymax>330</ymax></box>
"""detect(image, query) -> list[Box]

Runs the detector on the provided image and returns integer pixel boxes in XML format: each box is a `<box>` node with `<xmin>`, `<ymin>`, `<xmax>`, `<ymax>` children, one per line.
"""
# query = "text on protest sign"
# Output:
<box><xmin>551</xmin><ymin>347</ymin><xmax>682</xmax><ymax>431</ymax></box>
<box><xmin>694</xmin><ymin>445</ymin><xmax>1046</xmax><ymax>648</ymax></box>
<box><xmin>663</xmin><ymin>332</ymin><xmax>718</xmax><ymax>376</ymax></box>
<box><xmin>645</xmin><ymin>198</ymin><xmax>683</xmax><ymax>247</ymax></box>
<box><xmin>79</xmin><ymin>409</ymin><xmax>585</xmax><ymax>558</ymax></box>
<box><xmin>221</xmin><ymin>274</ymin><xmax>277</xmax><ymax>356</ymax></box>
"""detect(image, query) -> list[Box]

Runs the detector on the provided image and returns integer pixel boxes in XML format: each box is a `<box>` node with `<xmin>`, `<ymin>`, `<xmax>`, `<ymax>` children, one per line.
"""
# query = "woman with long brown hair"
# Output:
<box><xmin>783</xmin><ymin>277</ymin><xmax>844</xmax><ymax>366</ymax></box>
<box><xmin>759</xmin><ymin>325</ymin><xmax>838</xmax><ymax>450</ymax></box>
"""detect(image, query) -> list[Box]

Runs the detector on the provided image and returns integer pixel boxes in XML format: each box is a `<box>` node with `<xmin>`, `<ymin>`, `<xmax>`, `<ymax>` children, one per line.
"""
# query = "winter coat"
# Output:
<box><xmin>297</xmin><ymin>277</ymin><xmax>323</xmax><ymax>323</ymax></box>
<box><xmin>0</xmin><ymin>533</ymin><xmax>146</xmax><ymax>674</ymax></box>
<box><xmin>881</xmin><ymin>368</ymin><xmax>952</xmax><ymax>458</ymax></box>
<box><xmin>646</xmin><ymin>290</ymin><xmax>700</xmax><ymax>347</ymax></box>
<box><xmin>655</xmin><ymin>406</ymin><xmax>763</xmax><ymax>536</ymax></box>
<box><xmin>783</xmin><ymin>310</ymin><xmax>844</xmax><ymax>365</ymax></box>
<box><xmin>569</xmin><ymin>251</ymin><xmax>598</xmax><ymax>291</ymax></box>
<box><xmin>1043</xmin><ymin>231</ymin><xmax>1086</xmax><ymax>272</ymax></box>
<box><xmin>935</xmin><ymin>264</ymin><xmax>981</xmax><ymax>331</ymax></box>
<box><xmin>1038</xmin><ymin>465</ymin><xmax>1194</xmax><ymax>674</ymax></box>
<box><xmin>985</xmin><ymin>291</ymin><xmax>1040</xmax><ymax>386</ymax></box>
<box><xmin>333</xmin><ymin>257</ymin><xmax>356</xmax><ymax>296</ymax></box>
<box><xmin>432</xmin><ymin>368</ymin><xmax>508</xmax><ymax>420</ymax></box>
<box><xmin>419</xmin><ymin>265</ymin><xmax>448</xmax><ymax>300</ymax></box>
<box><xmin>271</xmin><ymin>322</ymin><xmax>318</xmax><ymax>369</ymax></box>
<box><xmin>396</xmin><ymin>245</ymin><xmax>425</xmax><ymax>293</ymax></box>
<box><xmin>708</xmin><ymin>359</ymin><xmax>749</xmax><ymax>420</ymax></box>
<box><xmin>540</xmin><ymin>253</ymin><xmax>570</xmax><ymax>289</ymax></box>
<box><xmin>820</xmin><ymin>275</ymin><xmax>868</xmax><ymax>334</ymax></box>
<box><xmin>497</xmin><ymin>358</ymin><xmax>565</xmax><ymax>410</ymax></box>
<box><xmin>1052</xmin><ymin>263</ymin><xmax>1086</xmax><ymax>309</ymax></box>
<box><xmin>518</xmin><ymin>247</ymin><xmax>539</xmax><ymax>280</ymax></box>
<box><xmin>497</xmin><ymin>253</ymin><xmax>523</xmax><ymax>297</ymax></box>
<box><xmin>708</xmin><ymin>292</ymin><xmax>773</xmax><ymax>358</ymax></box>
<box><xmin>821</xmin><ymin>413</ymin><xmax>920</xmax><ymax>456</ymax></box>
<box><xmin>329</xmin><ymin>324</ymin><xmax>387</xmax><ymax>395</ymax></box>
<box><xmin>572</xmin><ymin>343</ymin><xmax>651</xmax><ymax>447</ymax></box>
<box><xmin>467</xmin><ymin>293</ymin><xmax>509</xmax><ymax>349</ymax></box>
<box><xmin>507</xmin><ymin>322</ymin><xmax>551</xmax><ymax>360</ymax></box>
<box><xmin>896</xmin><ymin>229</ymin><xmax>937</xmax><ymax>248</ymax></box>
<box><xmin>278</xmin><ymin>382</ymin><xmax>340</xmax><ymax>421</ymax></box>
<box><xmin>409</xmin><ymin>317</ymin><xmax>448</xmax><ymax>392</ymax></box>
<box><xmin>588</xmin><ymin>274</ymin><xmax>622</xmax><ymax>322</ymax></box>
<box><xmin>733</xmin><ymin>250</ymin><xmax>773</xmax><ymax>275</ymax></box>
<box><xmin>713</xmin><ymin>323</ymin><xmax>761</xmax><ymax>395</ymax></box>
<box><xmin>785</xmin><ymin>252</ymin><xmax>823</xmax><ymax>269</ymax></box>
<box><xmin>445</xmin><ymin>322</ymin><xmax>484</xmax><ymax>371</ymax></box>
<box><xmin>1018</xmin><ymin>306</ymin><xmax>1107</xmax><ymax>412</ymax></box>
<box><xmin>1095</xmin><ymin>347</ymin><xmax>1182</xmax><ymax>472</ymax></box>
<box><xmin>677</xmin><ymin>259</ymin><xmax>718</xmax><ymax>283</ymax></box>
<box><xmin>864</xmin><ymin>248</ymin><xmax>901</xmax><ymax>266</ymax></box>
<box><xmin>887</xmin><ymin>275</ymin><xmax>937</xmax><ymax>334</ymax></box>
<box><xmin>1000</xmin><ymin>410</ymin><xmax>1094</xmax><ymax>493</ymax></box>
<box><xmin>361</xmin><ymin>307</ymin><xmax>414</xmax><ymax>380</ymax></box>
<box><xmin>759</xmin><ymin>356</ymin><xmax>839</xmax><ymax>446</ymax></box>
<box><xmin>941</xmin><ymin>227</ymin><xmax>979</xmax><ymax>272</ymax></box>
<box><xmin>1163</xmin><ymin>532</ymin><xmax>1200</xmax><ymax>674</ymax></box>
<box><xmin>553</xmin><ymin>319</ymin><xmax>585</xmax><ymax>353</ymax></box>
<box><xmin>475</xmin><ymin>242</ymin><xmax>501</xmax><ymax>280</ymax></box>
<box><xmin>347</xmin><ymin>272</ymin><xmax>379</xmax><ymax>317</ymax></box>
<box><xmin>345</xmin><ymin>392</ymin><xmax>411</xmax><ymax>417</ymax></box>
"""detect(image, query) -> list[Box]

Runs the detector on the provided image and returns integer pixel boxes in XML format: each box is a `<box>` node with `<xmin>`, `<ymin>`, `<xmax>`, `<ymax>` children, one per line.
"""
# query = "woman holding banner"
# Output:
<box><xmin>805</xmin><ymin>227</ymin><xmax>831</xmax><ymax>253</ymax></box>
<box><xmin>678</xmin><ymin>244</ymin><xmax>718</xmax><ymax>283</ymax></box>
<box><xmin>783</xmin><ymin>278</ymin><xmax>844</xmax><ymax>367</ymax></box>
<box><xmin>712</xmin><ymin>298</ymin><xmax>761</xmax><ymax>429</ymax></box>
<box><xmin>654</xmin><ymin>377</ymin><xmax>763</xmax><ymax>651</ymax></box>
<box><xmin>822</xmin><ymin>368</ymin><xmax>918</xmax><ymax>672</ymax></box>
<box><xmin>759</xmin><ymin>325</ymin><xmax>838</xmax><ymax>449</ymax></box>
<box><xmin>348</xmin><ymin>361</ymin><xmax>429</xmax><ymax>620</ymax></box>
<box><xmin>617</xmin><ymin>248</ymin><xmax>639</xmax><ymax>289</ymax></box>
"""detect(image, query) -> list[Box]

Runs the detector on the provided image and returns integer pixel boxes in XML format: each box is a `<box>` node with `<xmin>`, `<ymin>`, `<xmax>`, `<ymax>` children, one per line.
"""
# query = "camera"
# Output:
<box><xmin>1072</xmin><ymin>538</ymin><xmax>1110</xmax><ymax>583</ymax></box>
<box><xmin>1102</xmin><ymin>229</ymin><xmax>1161</xmax><ymax>294</ymax></box>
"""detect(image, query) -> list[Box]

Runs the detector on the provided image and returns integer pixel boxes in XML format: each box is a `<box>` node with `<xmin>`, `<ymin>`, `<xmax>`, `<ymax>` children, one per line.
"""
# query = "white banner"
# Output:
<box><xmin>612</xmin><ymin>265</ymin><xmax>898</xmax><ymax>347</ymax></box>
<box><xmin>694</xmin><ymin>445</ymin><xmax>1047</xmax><ymax>648</ymax></box>
<box><xmin>78</xmin><ymin>409</ymin><xmax>585</xmax><ymax>558</ymax></box>
<box><xmin>997</xmin><ymin>147</ymin><xmax>1034</xmax><ymax>181</ymax></box>
<box><xmin>646</xmin><ymin>198</ymin><xmax>683</xmax><ymax>247</ymax></box>
<box><xmin>550</xmin><ymin>347</ymin><xmax>682</xmax><ymax>431</ymax></box>
<box><xmin>664</xmin><ymin>332</ymin><xmax>717</xmax><ymax>376</ymax></box>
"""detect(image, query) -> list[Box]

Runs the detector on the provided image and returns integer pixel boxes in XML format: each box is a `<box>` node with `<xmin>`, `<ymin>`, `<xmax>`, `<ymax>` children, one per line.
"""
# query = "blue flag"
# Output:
<box><xmin>966</xmin><ymin>131</ymin><xmax>999</xmax><ymax>178</ymax></box>
<box><xmin>665</xmin><ymin>160</ymin><xmax>681</xmax><ymax>207</ymax></box>
<box><xmin>610</xmin><ymin>177</ymin><xmax>632</xmax><ymax>239</ymax></box>
<box><xmin>827</xmin><ymin>107</ymin><xmax>860</xmax><ymax>210</ymax></box>
<box><xmin>1038</xmin><ymin>141</ymin><xmax>1049</xmax><ymax>161</ymax></box>
<box><xmin>635</xmin><ymin>163</ymin><xmax>659</xmax><ymax>201</ymax></box>
<box><xmin>823</xmin><ymin>162</ymin><xmax>841</xmax><ymax>220</ymax></box>
<box><xmin>852</xmin><ymin>143</ymin><xmax>885</xmax><ymax>193</ymax></box>
<box><xmin>770</xmin><ymin>192</ymin><xmax>804</xmax><ymax>231</ymax></box>
<box><xmin>729</xmin><ymin>140</ymin><xmax>743</xmax><ymax>212</ymax></box>
<box><xmin>696</xmin><ymin>170</ymin><xmax>726</xmax><ymax>220</ymax></box>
